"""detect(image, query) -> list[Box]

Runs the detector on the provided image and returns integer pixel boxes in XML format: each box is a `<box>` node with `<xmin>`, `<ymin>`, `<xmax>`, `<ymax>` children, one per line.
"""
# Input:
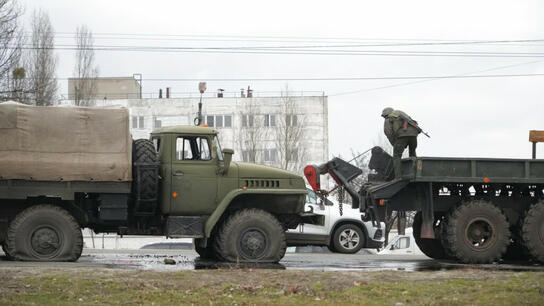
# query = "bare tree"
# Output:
<box><xmin>237</xmin><ymin>98</ymin><xmax>263</xmax><ymax>163</ymax></box>
<box><xmin>73</xmin><ymin>24</ymin><xmax>98</xmax><ymax>106</ymax></box>
<box><xmin>26</xmin><ymin>9</ymin><xmax>57</xmax><ymax>106</ymax></box>
<box><xmin>275</xmin><ymin>86</ymin><xmax>307</xmax><ymax>172</ymax></box>
<box><xmin>0</xmin><ymin>0</ymin><xmax>23</xmax><ymax>97</ymax></box>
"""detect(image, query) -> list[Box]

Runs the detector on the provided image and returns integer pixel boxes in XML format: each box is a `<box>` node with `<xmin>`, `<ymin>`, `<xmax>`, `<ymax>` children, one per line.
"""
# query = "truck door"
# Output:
<box><xmin>170</xmin><ymin>135</ymin><xmax>218</xmax><ymax>215</ymax></box>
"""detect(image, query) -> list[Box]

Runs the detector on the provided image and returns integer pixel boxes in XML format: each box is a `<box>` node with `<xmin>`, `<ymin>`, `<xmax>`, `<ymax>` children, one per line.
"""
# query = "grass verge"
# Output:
<box><xmin>1</xmin><ymin>268</ymin><xmax>543</xmax><ymax>305</ymax></box>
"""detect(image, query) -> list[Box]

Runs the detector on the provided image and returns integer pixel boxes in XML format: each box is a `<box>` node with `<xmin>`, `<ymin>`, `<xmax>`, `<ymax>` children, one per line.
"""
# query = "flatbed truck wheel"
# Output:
<box><xmin>213</xmin><ymin>209</ymin><xmax>286</xmax><ymax>263</ymax></box>
<box><xmin>413</xmin><ymin>212</ymin><xmax>448</xmax><ymax>259</ymax></box>
<box><xmin>5</xmin><ymin>205</ymin><xmax>83</xmax><ymax>262</ymax></box>
<box><xmin>444</xmin><ymin>201</ymin><xmax>510</xmax><ymax>264</ymax></box>
<box><xmin>522</xmin><ymin>202</ymin><xmax>544</xmax><ymax>263</ymax></box>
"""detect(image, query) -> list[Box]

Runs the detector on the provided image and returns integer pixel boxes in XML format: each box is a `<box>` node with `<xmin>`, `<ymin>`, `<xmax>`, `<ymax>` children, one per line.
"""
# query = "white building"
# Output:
<box><xmin>59</xmin><ymin>95</ymin><xmax>329</xmax><ymax>172</ymax></box>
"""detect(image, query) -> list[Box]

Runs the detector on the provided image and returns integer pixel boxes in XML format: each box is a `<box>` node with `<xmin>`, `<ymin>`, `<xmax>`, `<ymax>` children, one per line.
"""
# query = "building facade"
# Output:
<box><xmin>59</xmin><ymin>95</ymin><xmax>328</xmax><ymax>173</ymax></box>
<box><xmin>67</xmin><ymin>77</ymin><xmax>141</xmax><ymax>100</ymax></box>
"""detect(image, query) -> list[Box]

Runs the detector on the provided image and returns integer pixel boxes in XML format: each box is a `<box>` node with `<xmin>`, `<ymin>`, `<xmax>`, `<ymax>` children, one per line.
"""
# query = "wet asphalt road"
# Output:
<box><xmin>1</xmin><ymin>249</ymin><xmax>543</xmax><ymax>272</ymax></box>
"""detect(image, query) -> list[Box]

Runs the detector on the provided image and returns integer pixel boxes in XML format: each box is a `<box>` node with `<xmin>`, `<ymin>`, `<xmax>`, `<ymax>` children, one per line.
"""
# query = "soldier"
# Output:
<box><xmin>381</xmin><ymin>107</ymin><xmax>421</xmax><ymax>179</ymax></box>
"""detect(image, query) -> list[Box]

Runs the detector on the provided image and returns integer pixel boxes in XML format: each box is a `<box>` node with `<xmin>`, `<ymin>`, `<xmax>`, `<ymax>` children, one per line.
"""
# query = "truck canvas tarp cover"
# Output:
<box><xmin>0</xmin><ymin>102</ymin><xmax>131</xmax><ymax>182</ymax></box>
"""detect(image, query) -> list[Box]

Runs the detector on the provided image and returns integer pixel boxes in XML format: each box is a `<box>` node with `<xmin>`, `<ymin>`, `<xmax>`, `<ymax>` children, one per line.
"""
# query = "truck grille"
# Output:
<box><xmin>244</xmin><ymin>179</ymin><xmax>280</xmax><ymax>188</ymax></box>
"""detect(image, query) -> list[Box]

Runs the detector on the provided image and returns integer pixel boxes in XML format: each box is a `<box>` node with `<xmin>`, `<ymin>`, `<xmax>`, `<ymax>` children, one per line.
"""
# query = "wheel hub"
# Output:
<box><xmin>30</xmin><ymin>227</ymin><xmax>60</xmax><ymax>256</ymax></box>
<box><xmin>340</xmin><ymin>229</ymin><xmax>360</xmax><ymax>249</ymax></box>
<box><xmin>466</xmin><ymin>219</ymin><xmax>494</xmax><ymax>250</ymax></box>
<box><xmin>239</xmin><ymin>229</ymin><xmax>268</xmax><ymax>259</ymax></box>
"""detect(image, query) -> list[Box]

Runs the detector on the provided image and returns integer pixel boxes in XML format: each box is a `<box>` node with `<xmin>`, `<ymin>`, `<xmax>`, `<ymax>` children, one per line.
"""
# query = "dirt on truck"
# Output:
<box><xmin>0</xmin><ymin>102</ymin><xmax>321</xmax><ymax>263</ymax></box>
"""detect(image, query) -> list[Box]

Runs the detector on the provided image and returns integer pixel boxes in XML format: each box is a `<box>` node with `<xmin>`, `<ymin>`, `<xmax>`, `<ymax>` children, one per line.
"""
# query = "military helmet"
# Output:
<box><xmin>381</xmin><ymin>107</ymin><xmax>394</xmax><ymax>118</ymax></box>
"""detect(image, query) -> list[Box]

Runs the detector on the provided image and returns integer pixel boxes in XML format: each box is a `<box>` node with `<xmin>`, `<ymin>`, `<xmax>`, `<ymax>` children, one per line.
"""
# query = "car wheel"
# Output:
<box><xmin>332</xmin><ymin>224</ymin><xmax>365</xmax><ymax>254</ymax></box>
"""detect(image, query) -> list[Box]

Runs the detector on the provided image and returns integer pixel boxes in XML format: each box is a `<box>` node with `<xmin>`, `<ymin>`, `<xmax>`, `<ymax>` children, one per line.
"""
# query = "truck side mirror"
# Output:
<box><xmin>219</xmin><ymin>148</ymin><xmax>234</xmax><ymax>175</ymax></box>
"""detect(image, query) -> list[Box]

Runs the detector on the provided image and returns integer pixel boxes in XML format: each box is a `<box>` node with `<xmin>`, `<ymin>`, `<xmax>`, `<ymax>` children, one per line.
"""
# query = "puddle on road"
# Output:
<box><xmin>86</xmin><ymin>253</ymin><xmax>544</xmax><ymax>272</ymax></box>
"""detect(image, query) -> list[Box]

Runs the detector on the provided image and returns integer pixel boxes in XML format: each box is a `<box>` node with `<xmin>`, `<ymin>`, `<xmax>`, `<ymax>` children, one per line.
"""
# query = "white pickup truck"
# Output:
<box><xmin>378</xmin><ymin>228</ymin><xmax>424</xmax><ymax>255</ymax></box>
<box><xmin>286</xmin><ymin>189</ymin><xmax>385</xmax><ymax>253</ymax></box>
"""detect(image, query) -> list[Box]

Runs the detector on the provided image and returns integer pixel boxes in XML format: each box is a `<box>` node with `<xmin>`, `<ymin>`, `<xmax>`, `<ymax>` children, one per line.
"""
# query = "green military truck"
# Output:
<box><xmin>0</xmin><ymin>102</ymin><xmax>318</xmax><ymax>262</ymax></box>
<box><xmin>305</xmin><ymin>143</ymin><xmax>544</xmax><ymax>264</ymax></box>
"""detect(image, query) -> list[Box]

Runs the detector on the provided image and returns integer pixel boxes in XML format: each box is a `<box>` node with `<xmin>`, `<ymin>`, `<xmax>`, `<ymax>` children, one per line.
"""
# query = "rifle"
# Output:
<box><xmin>399</xmin><ymin>113</ymin><xmax>431</xmax><ymax>138</ymax></box>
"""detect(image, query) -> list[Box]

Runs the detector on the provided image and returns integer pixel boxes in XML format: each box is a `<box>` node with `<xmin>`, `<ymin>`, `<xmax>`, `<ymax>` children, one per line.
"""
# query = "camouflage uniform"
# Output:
<box><xmin>382</xmin><ymin>108</ymin><xmax>420</xmax><ymax>178</ymax></box>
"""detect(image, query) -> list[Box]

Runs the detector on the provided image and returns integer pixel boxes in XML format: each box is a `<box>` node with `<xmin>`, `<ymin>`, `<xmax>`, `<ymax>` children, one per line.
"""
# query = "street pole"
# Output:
<box><xmin>195</xmin><ymin>82</ymin><xmax>207</xmax><ymax>126</ymax></box>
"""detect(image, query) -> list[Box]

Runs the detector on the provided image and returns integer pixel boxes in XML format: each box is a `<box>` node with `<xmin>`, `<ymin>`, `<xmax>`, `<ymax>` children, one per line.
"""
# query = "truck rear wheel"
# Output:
<box><xmin>6</xmin><ymin>205</ymin><xmax>83</xmax><ymax>261</ymax></box>
<box><xmin>213</xmin><ymin>209</ymin><xmax>286</xmax><ymax>263</ymax></box>
<box><xmin>413</xmin><ymin>212</ymin><xmax>448</xmax><ymax>259</ymax></box>
<box><xmin>522</xmin><ymin>202</ymin><xmax>544</xmax><ymax>263</ymax></box>
<box><xmin>132</xmin><ymin>139</ymin><xmax>159</xmax><ymax>200</ymax></box>
<box><xmin>444</xmin><ymin>201</ymin><xmax>510</xmax><ymax>264</ymax></box>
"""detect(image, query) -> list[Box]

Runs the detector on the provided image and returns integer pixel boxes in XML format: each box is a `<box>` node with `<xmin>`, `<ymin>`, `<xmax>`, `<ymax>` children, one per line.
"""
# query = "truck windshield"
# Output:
<box><xmin>215</xmin><ymin>136</ymin><xmax>223</xmax><ymax>161</ymax></box>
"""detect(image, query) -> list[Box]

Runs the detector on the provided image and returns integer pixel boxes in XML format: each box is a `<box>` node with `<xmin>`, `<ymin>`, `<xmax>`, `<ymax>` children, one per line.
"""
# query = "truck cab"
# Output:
<box><xmin>147</xmin><ymin>126</ymin><xmax>316</xmax><ymax>262</ymax></box>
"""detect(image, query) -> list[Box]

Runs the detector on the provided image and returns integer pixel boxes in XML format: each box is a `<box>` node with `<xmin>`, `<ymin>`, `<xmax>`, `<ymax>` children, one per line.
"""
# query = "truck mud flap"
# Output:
<box><xmin>166</xmin><ymin>216</ymin><xmax>206</xmax><ymax>238</ymax></box>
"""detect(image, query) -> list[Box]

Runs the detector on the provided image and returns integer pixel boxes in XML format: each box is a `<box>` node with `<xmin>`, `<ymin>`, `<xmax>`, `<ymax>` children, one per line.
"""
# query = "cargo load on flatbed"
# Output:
<box><xmin>0</xmin><ymin>102</ymin><xmax>131</xmax><ymax>182</ymax></box>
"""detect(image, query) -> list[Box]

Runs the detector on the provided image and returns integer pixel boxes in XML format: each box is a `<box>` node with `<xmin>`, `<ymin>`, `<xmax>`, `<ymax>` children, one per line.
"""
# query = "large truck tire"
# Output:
<box><xmin>5</xmin><ymin>205</ymin><xmax>83</xmax><ymax>262</ymax></box>
<box><xmin>444</xmin><ymin>201</ymin><xmax>510</xmax><ymax>264</ymax></box>
<box><xmin>412</xmin><ymin>212</ymin><xmax>448</xmax><ymax>259</ymax></box>
<box><xmin>332</xmin><ymin>223</ymin><xmax>365</xmax><ymax>254</ymax></box>
<box><xmin>213</xmin><ymin>209</ymin><xmax>286</xmax><ymax>263</ymax></box>
<box><xmin>132</xmin><ymin>139</ymin><xmax>159</xmax><ymax>200</ymax></box>
<box><xmin>522</xmin><ymin>202</ymin><xmax>544</xmax><ymax>263</ymax></box>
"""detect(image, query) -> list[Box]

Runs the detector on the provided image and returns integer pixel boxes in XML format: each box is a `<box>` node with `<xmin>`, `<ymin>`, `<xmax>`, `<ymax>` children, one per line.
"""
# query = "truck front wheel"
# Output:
<box><xmin>522</xmin><ymin>201</ymin><xmax>544</xmax><ymax>263</ymax></box>
<box><xmin>5</xmin><ymin>205</ymin><xmax>83</xmax><ymax>262</ymax></box>
<box><xmin>213</xmin><ymin>209</ymin><xmax>286</xmax><ymax>263</ymax></box>
<box><xmin>444</xmin><ymin>201</ymin><xmax>510</xmax><ymax>264</ymax></box>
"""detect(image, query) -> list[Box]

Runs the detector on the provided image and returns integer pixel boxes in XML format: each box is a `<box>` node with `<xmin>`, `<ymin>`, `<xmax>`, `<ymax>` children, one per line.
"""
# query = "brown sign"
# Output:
<box><xmin>529</xmin><ymin>130</ymin><xmax>544</xmax><ymax>142</ymax></box>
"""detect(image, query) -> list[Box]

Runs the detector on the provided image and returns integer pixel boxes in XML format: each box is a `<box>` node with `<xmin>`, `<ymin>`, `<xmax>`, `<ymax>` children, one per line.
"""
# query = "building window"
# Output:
<box><xmin>264</xmin><ymin>149</ymin><xmax>277</xmax><ymax>162</ymax></box>
<box><xmin>264</xmin><ymin>114</ymin><xmax>276</xmax><ymax>127</ymax></box>
<box><xmin>242</xmin><ymin>150</ymin><xmax>249</xmax><ymax>162</ymax></box>
<box><xmin>242</xmin><ymin>114</ymin><xmax>254</xmax><ymax>127</ymax></box>
<box><xmin>153</xmin><ymin>117</ymin><xmax>162</xmax><ymax>128</ymax></box>
<box><xmin>206</xmin><ymin>115</ymin><xmax>232</xmax><ymax>128</ymax></box>
<box><xmin>286</xmin><ymin>114</ymin><xmax>297</xmax><ymax>127</ymax></box>
<box><xmin>132</xmin><ymin>115</ymin><xmax>144</xmax><ymax>129</ymax></box>
<box><xmin>206</xmin><ymin>115</ymin><xmax>214</xmax><ymax>127</ymax></box>
<box><xmin>289</xmin><ymin>149</ymin><xmax>298</xmax><ymax>161</ymax></box>
<box><xmin>224</xmin><ymin>115</ymin><xmax>232</xmax><ymax>128</ymax></box>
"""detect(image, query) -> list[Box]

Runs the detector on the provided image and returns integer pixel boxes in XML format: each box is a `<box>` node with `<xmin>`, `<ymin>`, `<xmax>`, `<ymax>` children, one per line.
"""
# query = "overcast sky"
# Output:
<box><xmin>20</xmin><ymin>0</ymin><xmax>544</xmax><ymax>160</ymax></box>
